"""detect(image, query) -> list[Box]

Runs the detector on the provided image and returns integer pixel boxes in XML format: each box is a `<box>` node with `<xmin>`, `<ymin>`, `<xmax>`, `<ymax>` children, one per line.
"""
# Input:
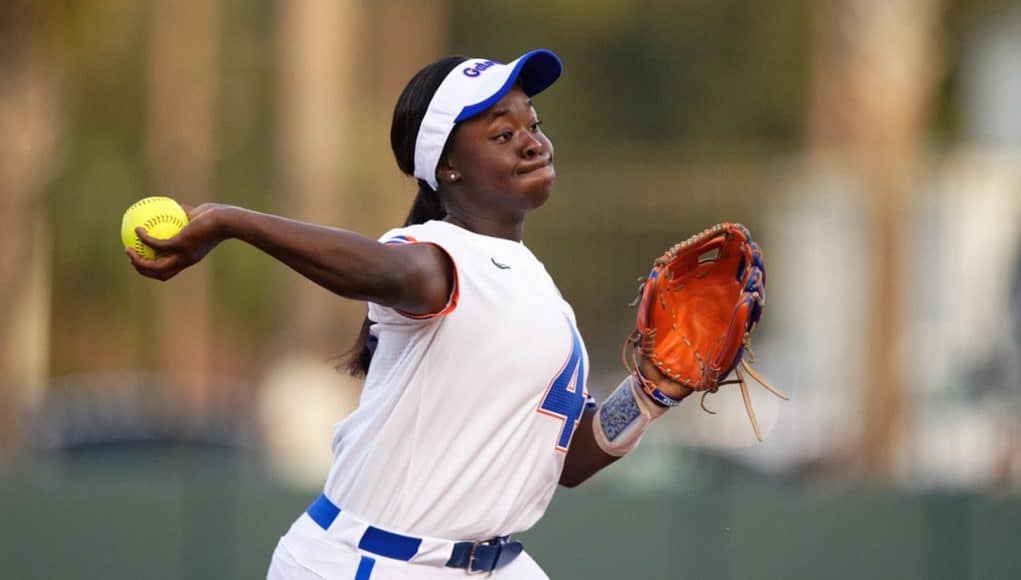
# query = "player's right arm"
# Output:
<box><xmin>126</xmin><ymin>203</ymin><xmax>453</xmax><ymax>316</ymax></box>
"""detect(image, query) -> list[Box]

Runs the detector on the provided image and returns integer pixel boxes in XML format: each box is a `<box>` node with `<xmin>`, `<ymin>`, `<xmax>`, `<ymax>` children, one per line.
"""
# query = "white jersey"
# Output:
<box><xmin>322</xmin><ymin>219</ymin><xmax>592</xmax><ymax>541</ymax></box>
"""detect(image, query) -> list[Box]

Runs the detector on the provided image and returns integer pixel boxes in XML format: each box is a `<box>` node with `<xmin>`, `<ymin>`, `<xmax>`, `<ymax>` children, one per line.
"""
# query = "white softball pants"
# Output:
<box><xmin>266</xmin><ymin>513</ymin><xmax>550</xmax><ymax>579</ymax></box>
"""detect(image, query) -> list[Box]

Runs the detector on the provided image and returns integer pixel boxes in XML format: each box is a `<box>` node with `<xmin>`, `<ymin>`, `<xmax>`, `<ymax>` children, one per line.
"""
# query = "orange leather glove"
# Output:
<box><xmin>626</xmin><ymin>223</ymin><xmax>788</xmax><ymax>441</ymax></box>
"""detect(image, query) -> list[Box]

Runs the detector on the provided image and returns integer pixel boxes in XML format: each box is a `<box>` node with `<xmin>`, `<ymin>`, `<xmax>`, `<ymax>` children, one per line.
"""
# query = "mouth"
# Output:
<box><xmin>517</xmin><ymin>158</ymin><xmax>554</xmax><ymax>176</ymax></box>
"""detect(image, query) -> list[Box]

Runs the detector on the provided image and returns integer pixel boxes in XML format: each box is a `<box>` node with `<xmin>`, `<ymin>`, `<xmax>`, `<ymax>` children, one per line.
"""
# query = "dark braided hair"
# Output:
<box><xmin>341</xmin><ymin>56</ymin><xmax>467</xmax><ymax>377</ymax></box>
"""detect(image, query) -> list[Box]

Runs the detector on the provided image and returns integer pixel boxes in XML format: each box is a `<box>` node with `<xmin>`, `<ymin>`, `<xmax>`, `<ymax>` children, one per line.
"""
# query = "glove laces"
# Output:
<box><xmin>623</xmin><ymin>335</ymin><xmax>789</xmax><ymax>442</ymax></box>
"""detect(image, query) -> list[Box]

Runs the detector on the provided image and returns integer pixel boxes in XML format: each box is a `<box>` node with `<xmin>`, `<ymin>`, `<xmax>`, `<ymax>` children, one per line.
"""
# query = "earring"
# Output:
<box><xmin>449</xmin><ymin>173</ymin><xmax>458</xmax><ymax>181</ymax></box>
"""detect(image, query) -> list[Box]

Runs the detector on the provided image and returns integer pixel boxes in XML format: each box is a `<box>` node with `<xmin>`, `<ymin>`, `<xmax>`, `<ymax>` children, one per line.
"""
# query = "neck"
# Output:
<box><xmin>443</xmin><ymin>211</ymin><xmax>524</xmax><ymax>242</ymax></box>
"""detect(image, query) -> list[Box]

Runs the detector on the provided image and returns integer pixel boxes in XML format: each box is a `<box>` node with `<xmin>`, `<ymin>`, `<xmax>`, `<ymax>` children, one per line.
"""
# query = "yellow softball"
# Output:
<box><xmin>121</xmin><ymin>196</ymin><xmax>189</xmax><ymax>260</ymax></box>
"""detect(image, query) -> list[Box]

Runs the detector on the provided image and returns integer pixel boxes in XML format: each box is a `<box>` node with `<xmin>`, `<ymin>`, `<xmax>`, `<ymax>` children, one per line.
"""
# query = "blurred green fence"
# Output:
<box><xmin>2</xmin><ymin>451</ymin><xmax>1019</xmax><ymax>579</ymax></box>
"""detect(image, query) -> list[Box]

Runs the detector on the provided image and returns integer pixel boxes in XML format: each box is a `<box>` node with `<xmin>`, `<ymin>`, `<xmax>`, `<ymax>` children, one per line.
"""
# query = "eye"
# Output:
<box><xmin>493</xmin><ymin>130</ymin><xmax>513</xmax><ymax>143</ymax></box>
<box><xmin>530</xmin><ymin>120</ymin><xmax>544</xmax><ymax>132</ymax></box>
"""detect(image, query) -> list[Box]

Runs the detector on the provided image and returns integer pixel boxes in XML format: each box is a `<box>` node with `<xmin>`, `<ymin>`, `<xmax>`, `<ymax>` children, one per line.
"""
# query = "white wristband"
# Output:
<box><xmin>593</xmin><ymin>375</ymin><xmax>669</xmax><ymax>457</ymax></box>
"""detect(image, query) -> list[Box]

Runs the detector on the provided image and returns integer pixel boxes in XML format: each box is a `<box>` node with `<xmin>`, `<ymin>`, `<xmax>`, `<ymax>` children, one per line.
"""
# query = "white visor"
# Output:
<box><xmin>413</xmin><ymin>49</ymin><xmax>562</xmax><ymax>191</ymax></box>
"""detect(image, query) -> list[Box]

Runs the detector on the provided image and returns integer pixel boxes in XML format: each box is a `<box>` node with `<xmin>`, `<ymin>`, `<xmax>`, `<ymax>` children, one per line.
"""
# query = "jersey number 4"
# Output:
<box><xmin>537</xmin><ymin>318</ymin><xmax>588</xmax><ymax>452</ymax></box>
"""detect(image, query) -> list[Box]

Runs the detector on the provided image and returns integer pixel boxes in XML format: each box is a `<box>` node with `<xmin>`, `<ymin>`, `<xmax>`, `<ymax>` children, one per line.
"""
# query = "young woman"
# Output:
<box><xmin>128</xmin><ymin>49</ymin><xmax>692</xmax><ymax>579</ymax></box>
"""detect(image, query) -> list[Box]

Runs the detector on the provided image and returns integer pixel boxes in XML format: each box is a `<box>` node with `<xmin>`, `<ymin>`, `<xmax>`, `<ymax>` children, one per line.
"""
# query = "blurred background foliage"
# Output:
<box><xmin>452</xmin><ymin>0</ymin><xmax>812</xmax><ymax>152</ymax></box>
<box><xmin>3</xmin><ymin>0</ymin><xmax>1021</xmax><ymax>578</ymax></box>
<box><xmin>32</xmin><ymin>0</ymin><xmax>1008</xmax><ymax>376</ymax></box>
<box><xmin>38</xmin><ymin>0</ymin><xmax>812</xmax><ymax>375</ymax></box>
<box><xmin>35</xmin><ymin>0</ymin><xmax>1012</xmax><ymax>371</ymax></box>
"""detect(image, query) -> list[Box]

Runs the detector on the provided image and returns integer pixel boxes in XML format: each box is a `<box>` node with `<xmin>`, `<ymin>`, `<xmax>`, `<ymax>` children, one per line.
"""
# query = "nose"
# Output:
<box><xmin>521</xmin><ymin>133</ymin><xmax>542</xmax><ymax>159</ymax></box>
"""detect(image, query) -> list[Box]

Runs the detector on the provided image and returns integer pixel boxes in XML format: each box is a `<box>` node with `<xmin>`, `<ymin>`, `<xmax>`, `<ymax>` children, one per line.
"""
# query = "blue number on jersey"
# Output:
<box><xmin>537</xmin><ymin>318</ymin><xmax>588</xmax><ymax>452</ymax></box>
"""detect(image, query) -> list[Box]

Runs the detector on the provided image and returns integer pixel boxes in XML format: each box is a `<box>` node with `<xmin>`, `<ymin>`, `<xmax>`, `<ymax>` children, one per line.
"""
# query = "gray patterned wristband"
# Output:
<box><xmin>592</xmin><ymin>375</ymin><xmax>668</xmax><ymax>456</ymax></box>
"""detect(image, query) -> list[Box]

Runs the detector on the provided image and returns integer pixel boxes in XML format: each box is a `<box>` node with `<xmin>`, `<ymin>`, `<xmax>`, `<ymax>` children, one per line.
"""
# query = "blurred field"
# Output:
<box><xmin>3</xmin><ymin>446</ymin><xmax>1021</xmax><ymax>579</ymax></box>
<box><xmin>2</xmin><ymin>0</ymin><xmax>1020</xmax><ymax>578</ymax></box>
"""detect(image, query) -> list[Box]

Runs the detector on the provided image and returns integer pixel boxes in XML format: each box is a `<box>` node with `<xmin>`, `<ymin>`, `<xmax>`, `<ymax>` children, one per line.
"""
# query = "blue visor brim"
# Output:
<box><xmin>454</xmin><ymin>49</ymin><xmax>562</xmax><ymax>123</ymax></box>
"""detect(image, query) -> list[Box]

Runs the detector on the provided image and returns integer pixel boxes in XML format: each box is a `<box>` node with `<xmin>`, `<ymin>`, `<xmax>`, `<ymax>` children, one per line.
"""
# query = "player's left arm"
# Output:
<box><xmin>559</xmin><ymin>408</ymin><xmax>618</xmax><ymax>487</ymax></box>
<box><xmin>560</xmin><ymin>357</ymin><xmax>692</xmax><ymax>487</ymax></box>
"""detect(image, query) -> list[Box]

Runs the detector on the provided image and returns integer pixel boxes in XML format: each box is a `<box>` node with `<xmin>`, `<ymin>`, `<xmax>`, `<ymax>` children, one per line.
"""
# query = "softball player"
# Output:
<box><xmin>128</xmin><ymin>49</ymin><xmax>692</xmax><ymax>579</ymax></box>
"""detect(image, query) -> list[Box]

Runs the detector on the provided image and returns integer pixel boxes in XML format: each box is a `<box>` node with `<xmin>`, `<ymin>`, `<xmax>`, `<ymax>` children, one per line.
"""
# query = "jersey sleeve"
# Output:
<box><xmin>367</xmin><ymin>225</ymin><xmax>460</xmax><ymax>324</ymax></box>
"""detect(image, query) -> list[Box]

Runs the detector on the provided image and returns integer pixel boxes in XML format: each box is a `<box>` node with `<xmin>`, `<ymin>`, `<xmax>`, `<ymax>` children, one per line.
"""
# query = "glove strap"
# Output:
<box><xmin>639</xmin><ymin>382</ymin><xmax>685</xmax><ymax>408</ymax></box>
<box><xmin>593</xmin><ymin>375</ymin><xmax>668</xmax><ymax>457</ymax></box>
<box><xmin>631</xmin><ymin>357</ymin><xmax>685</xmax><ymax>408</ymax></box>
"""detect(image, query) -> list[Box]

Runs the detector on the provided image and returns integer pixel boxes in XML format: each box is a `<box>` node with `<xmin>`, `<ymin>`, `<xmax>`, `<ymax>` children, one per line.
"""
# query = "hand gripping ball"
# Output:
<box><xmin>120</xmin><ymin>196</ymin><xmax>189</xmax><ymax>260</ymax></box>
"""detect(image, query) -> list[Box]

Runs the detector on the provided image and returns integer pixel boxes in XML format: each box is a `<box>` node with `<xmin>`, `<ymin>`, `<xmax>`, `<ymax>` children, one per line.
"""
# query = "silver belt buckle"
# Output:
<box><xmin>465</xmin><ymin>539</ymin><xmax>495</xmax><ymax>575</ymax></box>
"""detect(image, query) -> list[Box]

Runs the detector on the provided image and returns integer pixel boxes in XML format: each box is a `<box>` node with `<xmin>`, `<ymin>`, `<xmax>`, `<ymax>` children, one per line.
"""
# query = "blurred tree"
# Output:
<box><xmin>146</xmin><ymin>0</ymin><xmax>219</xmax><ymax>417</ymax></box>
<box><xmin>0</xmin><ymin>2</ymin><xmax>64</xmax><ymax>455</ymax></box>
<box><xmin>40</xmin><ymin>0</ymin><xmax>149</xmax><ymax>380</ymax></box>
<box><xmin>274</xmin><ymin>0</ymin><xmax>365</xmax><ymax>360</ymax></box>
<box><xmin>362</xmin><ymin>0</ymin><xmax>450</xmax><ymax>230</ymax></box>
<box><xmin>809</xmin><ymin>0</ymin><xmax>942</xmax><ymax>480</ymax></box>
